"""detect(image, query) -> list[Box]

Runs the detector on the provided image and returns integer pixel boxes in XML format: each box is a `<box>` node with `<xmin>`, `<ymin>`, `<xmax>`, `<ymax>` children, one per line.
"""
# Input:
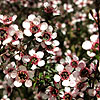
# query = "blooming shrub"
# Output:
<box><xmin>0</xmin><ymin>0</ymin><xmax>99</xmax><ymax>100</ymax></box>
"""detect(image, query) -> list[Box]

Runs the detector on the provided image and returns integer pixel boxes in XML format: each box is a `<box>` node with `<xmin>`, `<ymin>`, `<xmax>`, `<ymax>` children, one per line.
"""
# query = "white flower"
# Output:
<box><xmin>64</xmin><ymin>4</ymin><xmax>73</xmax><ymax>13</ymax></box>
<box><xmin>44</xmin><ymin>2</ymin><xmax>49</xmax><ymax>7</ymax></box>
<box><xmin>1</xmin><ymin>95</ymin><xmax>10</xmax><ymax>100</ymax></box>
<box><xmin>53</xmin><ymin>74</ymin><xmax>61</xmax><ymax>82</ymax></box>
<box><xmin>82</xmin><ymin>40</ymin><xmax>92</xmax><ymax>50</ymax></box>
<box><xmin>56</xmin><ymin>64</ymin><xmax>64</xmax><ymax>72</ymax></box>
<box><xmin>29</xmin><ymin>49</ymin><xmax>45</xmax><ymax>69</ymax></box>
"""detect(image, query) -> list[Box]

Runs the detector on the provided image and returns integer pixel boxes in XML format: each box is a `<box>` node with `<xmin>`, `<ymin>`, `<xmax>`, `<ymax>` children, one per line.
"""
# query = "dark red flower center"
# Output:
<box><xmin>42</xmin><ymin>32</ymin><xmax>51</xmax><ymax>41</ymax></box>
<box><xmin>31</xmin><ymin>25</ymin><xmax>40</xmax><ymax>34</ymax></box>
<box><xmin>46</xmin><ymin>45</ymin><xmax>54</xmax><ymax>50</ymax></box>
<box><xmin>31</xmin><ymin>56</ymin><xmax>39</xmax><ymax>65</ymax></box>
<box><xmin>44</xmin><ymin>6</ymin><xmax>54</xmax><ymax>13</ymax></box>
<box><xmin>55</xmin><ymin>56</ymin><xmax>61</xmax><ymax>61</ymax></box>
<box><xmin>71</xmin><ymin>60</ymin><xmax>78</xmax><ymax>68</ymax></box>
<box><xmin>64</xmin><ymin>93</ymin><xmax>72</xmax><ymax>100</ymax></box>
<box><xmin>18</xmin><ymin>71</ymin><xmax>28</xmax><ymax>82</ymax></box>
<box><xmin>50</xmin><ymin>87</ymin><xmax>58</xmax><ymax>97</ymax></box>
<box><xmin>7</xmin><ymin>86</ymin><xmax>11</xmax><ymax>93</ymax></box>
<box><xmin>60</xmin><ymin>71</ymin><xmax>69</xmax><ymax>80</ymax></box>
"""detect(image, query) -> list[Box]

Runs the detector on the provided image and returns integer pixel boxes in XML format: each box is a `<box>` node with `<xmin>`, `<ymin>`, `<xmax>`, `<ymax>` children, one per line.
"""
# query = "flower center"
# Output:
<box><xmin>55</xmin><ymin>56</ymin><xmax>61</xmax><ymax>62</ymax></box>
<box><xmin>71</xmin><ymin>60</ymin><xmax>78</xmax><ymax>68</ymax></box>
<box><xmin>64</xmin><ymin>93</ymin><xmax>72</xmax><ymax>100</ymax></box>
<box><xmin>51</xmin><ymin>88</ymin><xmax>58</xmax><ymax>97</ymax></box>
<box><xmin>7</xmin><ymin>86</ymin><xmax>11</xmax><ymax>93</ymax></box>
<box><xmin>80</xmin><ymin>68</ymin><xmax>89</xmax><ymax>77</ymax></box>
<box><xmin>46</xmin><ymin>45</ymin><xmax>54</xmax><ymax>50</ymax></box>
<box><xmin>0</xmin><ymin>29</ymin><xmax>7</xmax><ymax>40</ymax></box>
<box><xmin>18</xmin><ymin>71</ymin><xmax>28</xmax><ymax>82</ymax></box>
<box><xmin>4</xmin><ymin>18</ymin><xmax>11</xmax><ymax>22</ymax></box>
<box><xmin>60</xmin><ymin>71</ymin><xmax>69</xmax><ymax>80</ymax></box>
<box><xmin>31</xmin><ymin>56</ymin><xmax>39</xmax><ymax>65</ymax></box>
<box><xmin>44</xmin><ymin>6</ymin><xmax>54</xmax><ymax>13</ymax></box>
<box><xmin>31</xmin><ymin>25</ymin><xmax>40</xmax><ymax>34</ymax></box>
<box><xmin>42</xmin><ymin>32</ymin><xmax>51</xmax><ymax>41</ymax></box>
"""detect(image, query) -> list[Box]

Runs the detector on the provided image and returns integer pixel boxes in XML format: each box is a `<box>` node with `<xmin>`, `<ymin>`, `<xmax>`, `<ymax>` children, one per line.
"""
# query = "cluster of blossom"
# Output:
<box><xmin>73</xmin><ymin>0</ymin><xmax>93</xmax><ymax>8</ymax></box>
<box><xmin>82</xmin><ymin>34</ymin><xmax>99</xmax><ymax>57</ymax></box>
<box><xmin>0</xmin><ymin>0</ymin><xmax>100</xmax><ymax>100</ymax></box>
<box><xmin>52</xmin><ymin>50</ymin><xmax>98</xmax><ymax>100</ymax></box>
<box><xmin>0</xmin><ymin>12</ymin><xmax>60</xmax><ymax>97</ymax></box>
<box><xmin>32</xmin><ymin>50</ymin><xmax>99</xmax><ymax>100</ymax></box>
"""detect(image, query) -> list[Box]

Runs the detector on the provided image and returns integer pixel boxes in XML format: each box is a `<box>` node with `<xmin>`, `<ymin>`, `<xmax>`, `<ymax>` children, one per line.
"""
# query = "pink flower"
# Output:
<box><xmin>29</xmin><ymin>49</ymin><xmax>45</xmax><ymax>70</ymax></box>
<box><xmin>0</xmin><ymin>15</ymin><xmax>17</xmax><ymax>25</ymax></box>
<box><xmin>11</xmin><ymin>65</ymin><xmax>34</xmax><ymax>87</ymax></box>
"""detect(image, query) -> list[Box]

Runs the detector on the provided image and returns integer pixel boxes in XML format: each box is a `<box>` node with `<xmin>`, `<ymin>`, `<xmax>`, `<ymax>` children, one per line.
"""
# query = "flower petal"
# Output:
<box><xmin>14</xmin><ymin>81</ymin><xmax>22</xmax><ymax>87</ymax></box>
<box><xmin>36</xmin><ymin>51</ymin><xmax>44</xmax><ymax>58</ymax></box>
<box><xmin>22</xmin><ymin>21</ymin><xmax>30</xmax><ymax>29</ymax></box>
<box><xmin>29</xmin><ymin>49</ymin><xmax>35</xmax><ymax>56</ymax></box>
<box><xmin>40</xmin><ymin>22</ymin><xmax>48</xmax><ymax>30</ymax></box>
<box><xmin>28</xmin><ymin>14</ymin><xmax>36</xmax><ymax>21</ymax></box>
<box><xmin>24</xmin><ymin>29</ymin><xmax>32</xmax><ymax>37</ymax></box>
<box><xmin>54</xmin><ymin>74</ymin><xmax>61</xmax><ymax>82</ymax></box>
<box><xmin>38</xmin><ymin>60</ymin><xmax>45</xmax><ymax>67</ymax></box>
<box><xmin>31</xmin><ymin>64</ymin><xmax>37</xmax><ymax>70</ymax></box>
<box><xmin>56</xmin><ymin>64</ymin><xmax>64</xmax><ymax>72</ymax></box>
<box><xmin>82</xmin><ymin>41</ymin><xmax>92</xmax><ymax>50</ymax></box>
<box><xmin>25</xmin><ymin>80</ymin><xmax>32</xmax><ymax>87</ymax></box>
